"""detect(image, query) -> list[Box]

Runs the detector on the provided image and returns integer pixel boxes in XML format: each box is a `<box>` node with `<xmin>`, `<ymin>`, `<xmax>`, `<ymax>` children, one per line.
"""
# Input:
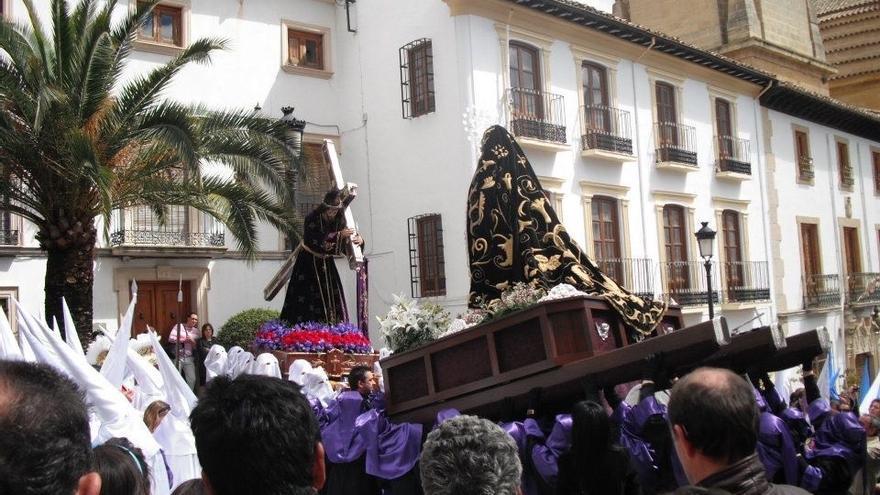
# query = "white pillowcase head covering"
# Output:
<box><xmin>288</xmin><ymin>359</ymin><xmax>313</xmax><ymax>385</ymax></box>
<box><xmin>303</xmin><ymin>367</ymin><xmax>335</xmax><ymax>407</ymax></box>
<box><xmin>232</xmin><ymin>351</ymin><xmax>254</xmax><ymax>378</ymax></box>
<box><xmin>203</xmin><ymin>345</ymin><xmax>228</xmax><ymax>382</ymax></box>
<box><xmin>252</xmin><ymin>353</ymin><xmax>282</xmax><ymax>379</ymax></box>
<box><xmin>225</xmin><ymin>346</ymin><xmax>244</xmax><ymax>377</ymax></box>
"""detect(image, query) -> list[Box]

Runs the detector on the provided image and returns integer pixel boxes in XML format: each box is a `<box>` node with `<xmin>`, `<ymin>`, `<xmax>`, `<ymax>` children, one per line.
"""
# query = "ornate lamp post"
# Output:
<box><xmin>280</xmin><ymin>106</ymin><xmax>306</xmax><ymax>156</ymax></box>
<box><xmin>695</xmin><ymin>221</ymin><xmax>717</xmax><ymax>319</ymax></box>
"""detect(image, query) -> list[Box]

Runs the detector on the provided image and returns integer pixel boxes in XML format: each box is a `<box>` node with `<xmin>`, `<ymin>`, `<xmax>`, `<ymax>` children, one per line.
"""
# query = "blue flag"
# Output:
<box><xmin>859</xmin><ymin>359</ymin><xmax>872</xmax><ymax>406</ymax></box>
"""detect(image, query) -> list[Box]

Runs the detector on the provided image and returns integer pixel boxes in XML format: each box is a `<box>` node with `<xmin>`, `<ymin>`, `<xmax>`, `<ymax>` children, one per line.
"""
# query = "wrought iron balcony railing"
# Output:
<box><xmin>0</xmin><ymin>229</ymin><xmax>18</xmax><ymax>246</ymax></box>
<box><xmin>803</xmin><ymin>273</ymin><xmax>841</xmax><ymax>310</ymax></box>
<box><xmin>579</xmin><ymin>105</ymin><xmax>633</xmax><ymax>155</ymax></box>
<box><xmin>723</xmin><ymin>261</ymin><xmax>770</xmax><ymax>303</ymax></box>
<box><xmin>654</xmin><ymin>122</ymin><xmax>698</xmax><ymax>166</ymax></box>
<box><xmin>659</xmin><ymin>260</ymin><xmax>720</xmax><ymax>306</ymax></box>
<box><xmin>110</xmin><ymin>206</ymin><xmax>225</xmax><ymax>248</ymax></box>
<box><xmin>595</xmin><ymin>257</ymin><xmax>654</xmax><ymax>300</ymax></box>
<box><xmin>798</xmin><ymin>156</ymin><xmax>814</xmax><ymax>181</ymax></box>
<box><xmin>716</xmin><ymin>135</ymin><xmax>751</xmax><ymax>175</ymax></box>
<box><xmin>506</xmin><ymin>87</ymin><xmax>567</xmax><ymax>144</ymax></box>
<box><xmin>846</xmin><ymin>272</ymin><xmax>880</xmax><ymax>305</ymax></box>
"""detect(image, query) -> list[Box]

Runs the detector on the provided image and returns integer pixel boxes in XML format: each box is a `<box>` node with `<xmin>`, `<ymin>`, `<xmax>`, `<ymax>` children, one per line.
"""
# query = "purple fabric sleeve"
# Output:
<box><xmin>800</xmin><ymin>464</ymin><xmax>823</xmax><ymax>492</ymax></box>
<box><xmin>321</xmin><ymin>391</ymin><xmax>372</xmax><ymax>463</ymax></box>
<box><xmin>362</xmin><ymin>410</ymin><xmax>423</xmax><ymax>480</ymax></box>
<box><xmin>757</xmin><ymin>412</ymin><xmax>800</xmax><ymax>485</ymax></box>
<box><xmin>500</xmin><ymin>421</ymin><xmax>539</xmax><ymax>495</ymax></box>
<box><xmin>528</xmin><ymin>414</ymin><xmax>571</xmax><ymax>487</ymax></box>
<box><xmin>432</xmin><ymin>408</ymin><xmax>460</xmax><ymax>430</ymax></box>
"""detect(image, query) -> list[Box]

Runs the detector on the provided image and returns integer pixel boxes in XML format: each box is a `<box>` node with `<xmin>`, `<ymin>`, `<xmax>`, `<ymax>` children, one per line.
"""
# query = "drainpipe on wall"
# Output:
<box><xmin>631</xmin><ymin>43</ymin><xmax>653</xmax><ymax>293</ymax></box>
<box><xmin>752</xmin><ymin>90</ymin><xmax>776</xmax><ymax>326</ymax></box>
<box><xmin>826</xmin><ymin>133</ymin><xmax>846</xmax><ymax>377</ymax></box>
<box><xmin>636</xmin><ymin>37</ymin><xmax>656</xmax><ymax>62</ymax></box>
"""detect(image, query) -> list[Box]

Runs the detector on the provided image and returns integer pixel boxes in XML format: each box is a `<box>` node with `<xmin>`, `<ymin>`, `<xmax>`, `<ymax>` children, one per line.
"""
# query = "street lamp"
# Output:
<box><xmin>695</xmin><ymin>221</ymin><xmax>717</xmax><ymax>319</ymax></box>
<box><xmin>280</xmin><ymin>106</ymin><xmax>306</xmax><ymax>157</ymax></box>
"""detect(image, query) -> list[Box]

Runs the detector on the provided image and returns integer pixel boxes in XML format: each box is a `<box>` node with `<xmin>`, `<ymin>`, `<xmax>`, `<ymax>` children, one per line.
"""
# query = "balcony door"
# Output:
<box><xmin>592</xmin><ymin>196</ymin><xmax>622</xmax><ymax>282</ymax></box>
<box><xmin>131</xmin><ymin>281</ymin><xmax>193</xmax><ymax>342</ymax></box>
<box><xmin>656</xmin><ymin>82</ymin><xmax>678</xmax><ymax>147</ymax></box>
<box><xmin>715</xmin><ymin>99</ymin><xmax>734</xmax><ymax>158</ymax></box>
<box><xmin>509</xmin><ymin>42</ymin><xmax>542</xmax><ymax>120</ymax></box>
<box><xmin>722</xmin><ymin>210</ymin><xmax>744</xmax><ymax>293</ymax></box>
<box><xmin>663</xmin><ymin>204</ymin><xmax>690</xmax><ymax>293</ymax></box>
<box><xmin>583</xmin><ymin>62</ymin><xmax>609</xmax><ymax>133</ymax></box>
<box><xmin>843</xmin><ymin>227</ymin><xmax>862</xmax><ymax>275</ymax></box>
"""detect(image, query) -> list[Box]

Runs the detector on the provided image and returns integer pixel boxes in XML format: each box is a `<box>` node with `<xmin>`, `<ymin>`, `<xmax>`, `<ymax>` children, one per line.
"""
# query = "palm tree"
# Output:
<box><xmin>0</xmin><ymin>0</ymin><xmax>301</xmax><ymax>346</ymax></box>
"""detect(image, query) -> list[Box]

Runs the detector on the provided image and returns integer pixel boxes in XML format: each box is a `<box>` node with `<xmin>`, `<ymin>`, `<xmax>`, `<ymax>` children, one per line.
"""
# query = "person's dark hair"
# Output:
<box><xmin>560</xmin><ymin>400</ymin><xmax>636</xmax><ymax>494</ymax></box>
<box><xmin>790</xmin><ymin>388</ymin><xmax>805</xmax><ymax>408</ymax></box>
<box><xmin>93</xmin><ymin>437</ymin><xmax>151</xmax><ymax>495</ymax></box>
<box><xmin>871</xmin><ymin>399</ymin><xmax>880</xmax><ymax>410</ymax></box>
<box><xmin>420</xmin><ymin>415</ymin><xmax>521</xmax><ymax>495</ymax></box>
<box><xmin>201</xmin><ymin>323</ymin><xmax>214</xmax><ymax>339</ymax></box>
<box><xmin>171</xmin><ymin>478</ymin><xmax>208</xmax><ymax>495</ymax></box>
<box><xmin>667</xmin><ymin>367</ymin><xmax>758</xmax><ymax>464</ymax></box>
<box><xmin>347</xmin><ymin>365</ymin><xmax>370</xmax><ymax>390</ymax></box>
<box><xmin>0</xmin><ymin>360</ymin><xmax>93</xmax><ymax>495</ymax></box>
<box><xmin>190</xmin><ymin>374</ymin><xmax>320</xmax><ymax>495</ymax></box>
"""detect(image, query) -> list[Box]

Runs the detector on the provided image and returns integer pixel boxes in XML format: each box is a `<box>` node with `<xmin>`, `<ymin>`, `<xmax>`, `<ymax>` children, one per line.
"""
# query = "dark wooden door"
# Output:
<box><xmin>592</xmin><ymin>196</ymin><xmax>622</xmax><ymax>282</ymax></box>
<box><xmin>801</xmin><ymin>223</ymin><xmax>821</xmax><ymax>302</ymax></box>
<box><xmin>583</xmin><ymin>62</ymin><xmax>609</xmax><ymax>132</ymax></box>
<box><xmin>131</xmin><ymin>281</ymin><xmax>192</xmax><ymax>341</ymax></box>
<box><xmin>509</xmin><ymin>42</ymin><xmax>542</xmax><ymax>119</ymax></box>
<box><xmin>663</xmin><ymin>205</ymin><xmax>690</xmax><ymax>292</ymax></box>
<box><xmin>715</xmin><ymin>99</ymin><xmax>733</xmax><ymax>158</ymax></box>
<box><xmin>722</xmin><ymin>210</ymin><xmax>744</xmax><ymax>291</ymax></box>
<box><xmin>656</xmin><ymin>82</ymin><xmax>677</xmax><ymax>146</ymax></box>
<box><xmin>843</xmin><ymin>227</ymin><xmax>862</xmax><ymax>274</ymax></box>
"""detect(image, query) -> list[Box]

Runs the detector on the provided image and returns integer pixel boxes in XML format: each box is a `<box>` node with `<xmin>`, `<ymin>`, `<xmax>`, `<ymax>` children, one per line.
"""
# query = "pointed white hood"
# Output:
<box><xmin>203</xmin><ymin>344</ymin><xmax>227</xmax><ymax>382</ymax></box>
<box><xmin>252</xmin><ymin>352</ymin><xmax>281</xmax><ymax>378</ymax></box>
<box><xmin>0</xmin><ymin>305</ymin><xmax>23</xmax><ymax>361</ymax></box>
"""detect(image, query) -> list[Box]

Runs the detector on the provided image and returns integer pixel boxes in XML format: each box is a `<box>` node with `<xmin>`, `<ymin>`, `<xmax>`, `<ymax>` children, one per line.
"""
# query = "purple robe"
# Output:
<box><xmin>801</xmin><ymin>409</ymin><xmax>866</xmax><ymax>492</ymax></box>
<box><xmin>361</xmin><ymin>410</ymin><xmax>422</xmax><ymax>481</ymax></box>
<box><xmin>755</xmin><ymin>411</ymin><xmax>800</xmax><ymax>485</ymax></box>
<box><xmin>523</xmin><ymin>414</ymin><xmax>572</xmax><ymax>488</ymax></box>
<box><xmin>322</xmin><ymin>391</ymin><xmax>373</xmax><ymax>463</ymax></box>
<box><xmin>500</xmin><ymin>421</ymin><xmax>540</xmax><ymax>495</ymax></box>
<box><xmin>613</xmin><ymin>396</ymin><xmax>687</xmax><ymax>491</ymax></box>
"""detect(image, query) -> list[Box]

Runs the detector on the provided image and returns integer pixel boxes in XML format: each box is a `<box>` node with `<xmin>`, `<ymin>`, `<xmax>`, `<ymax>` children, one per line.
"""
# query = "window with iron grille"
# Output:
<box><xmin>408</xmin><ymin>214</ymin><xmax>446</xmax><ymax>297</ymax></box>
<box><xmin>284</xmin><ymin>142</ymin><xmax>333</xmax><ymax>251</ymax></box>
<box><xmin>399</xmin><ymin>39</ymin><xmax>435</xmax><ymax>119</ymax></box>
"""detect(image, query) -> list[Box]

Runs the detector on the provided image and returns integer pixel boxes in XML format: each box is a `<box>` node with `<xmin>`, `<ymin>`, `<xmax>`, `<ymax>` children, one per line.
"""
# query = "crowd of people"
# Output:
<box><xmin>2</xmin><ymin>298</ymin><xmax>880</xmax><ymax>495</ymax></box>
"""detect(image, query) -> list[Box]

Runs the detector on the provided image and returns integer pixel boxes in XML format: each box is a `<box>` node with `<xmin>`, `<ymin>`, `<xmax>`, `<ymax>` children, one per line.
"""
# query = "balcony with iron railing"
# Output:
<box><xmin>579</xmin><ymin>105</ymin><xmax>633</xmax><ymax>160</ymax></box>
<box><xmin>846</xmin><ymin>272</ymin><xmax>880</xmax><ymax>306</ymax></box>
<box><xmin>506</xmin><ymin>87</ymin><xmax>567</xmax><ymax>147</ymax></box>
<box><xmin>798</xmin><ymin>155</ymin><xmax>814</xmax><ymax>181</ymax></box>
<box><xmin>659</xmin><ymin>260</ymin><xmax>720</xmax><ymax>306</ymax></box>
<box><xmin>109</xmin><ymin>206</ymin><xmax>225</xmax><ymax>256</ymax></box>
<box><xmin>722</xmin><ymin>261</ymin><xmax>770</xmax><ymax>303</ymax></box>
<box><xmin>715</xmin><ymin>135</ymin><xmax>751</xmax><ymax>178</ymax></box>
<box><xmin>803</xmin><ymin>273</ymin><xmax>841</xmax><ymax>310</ymax></box>
<box><xmin>595</xmin><ymin>258</ymin><xmax>654</xmax><ymax>300</ymax></box>
<box><xmin>654</xmin><ymin>122</ymin><xmax>698</xmax><ymax>170</ymax></box>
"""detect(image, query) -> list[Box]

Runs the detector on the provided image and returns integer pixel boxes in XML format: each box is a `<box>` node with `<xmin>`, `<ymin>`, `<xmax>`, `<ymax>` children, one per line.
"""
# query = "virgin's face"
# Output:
<box><xmin>870</xmin><ymin>401</ymin><xmax>880</xmax><ymax>417</ymax></box>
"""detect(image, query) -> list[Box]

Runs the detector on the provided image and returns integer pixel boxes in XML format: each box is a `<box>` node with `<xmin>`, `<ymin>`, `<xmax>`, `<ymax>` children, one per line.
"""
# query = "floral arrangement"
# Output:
<box><xmin>377</xmin><ymin>295</ymin><xmax>451</xmax><ymax>353</ymax></box>
<box><xmin>253</xmin><ymin>320</ymin><xmax>373</xmax><ymax>354</ymax></box>
<box><xmin>477</xmin><ymin>282</ymin><xmax>547</xmax><ymax>320</ymax></box>
<box><xmin>538</xmin><ymin>283</ymin><xmax>589</xmax><ymax>303</ymax></box>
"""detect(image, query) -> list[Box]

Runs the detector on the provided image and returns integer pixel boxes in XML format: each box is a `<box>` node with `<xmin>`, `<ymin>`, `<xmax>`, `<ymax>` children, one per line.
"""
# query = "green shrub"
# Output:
<box><xmin>217</xmin><ymin>308</ymin><xmax>280</xmax><ymax>350</ymax></box>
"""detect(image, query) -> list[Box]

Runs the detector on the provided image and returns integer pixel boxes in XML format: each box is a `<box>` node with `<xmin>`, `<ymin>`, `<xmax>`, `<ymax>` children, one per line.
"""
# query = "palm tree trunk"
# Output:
<box><xmin>42</xmin><ymin>218</ymin><xmax>96</xmax><ymax>350</ymax></box>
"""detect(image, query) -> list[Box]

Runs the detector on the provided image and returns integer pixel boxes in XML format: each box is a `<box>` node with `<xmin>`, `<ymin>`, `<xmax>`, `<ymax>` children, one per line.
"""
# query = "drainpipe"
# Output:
<box><xmin>636</xmin><ymin>36</ymin><xmax>656</xmax><ymax>62</ymax></box>
<box><xmin>631</xmin><ymin>52</ymin><xmax>651</xmax><ymax>293</ymax></box>
<box><xmin>752</xmin><ymin>92</ymin><xmax>775</xmax><ymax>326</ymax></box>
<box><xmin>826</xmin><ymin>133</ymin><xmax>845</xmax><ymax>373</ymax></box>
<box><xmin>757</xmin><ymin>80</ymin><xmax>774</xmax><ymax>100</ymax></box>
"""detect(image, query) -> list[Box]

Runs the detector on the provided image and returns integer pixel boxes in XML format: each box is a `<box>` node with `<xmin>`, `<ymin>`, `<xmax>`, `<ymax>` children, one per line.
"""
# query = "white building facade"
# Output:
<box><xmin>1</xmin><ymin>0</ymin><xmax>878</xmax><ymax>380</ymax></box>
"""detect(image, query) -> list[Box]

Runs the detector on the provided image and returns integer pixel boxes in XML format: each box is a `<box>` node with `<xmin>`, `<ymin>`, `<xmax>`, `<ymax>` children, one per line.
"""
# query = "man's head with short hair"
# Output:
<box><xmin>189</xmin><ymin>374</ymin><xmax>324</xmax><ymax>495</ymax></box>
<box><xmin>0</xmin><ymin>360</ymin><xmax>101</xmax><ymax>495</ymax></box>
<box><xmin>347</xmin><ymin>365</ymin><xmax>374</xmax><ymax>396</ymax></box>
<box><xmin>420</xmin><ymin>415</ymin><xmax>522</xmax><ymax>495</ymax></box>
<box><xmin>668</xmin><ymin>367</ymin><xmax>759</xmax><ymax>484</ymax></box>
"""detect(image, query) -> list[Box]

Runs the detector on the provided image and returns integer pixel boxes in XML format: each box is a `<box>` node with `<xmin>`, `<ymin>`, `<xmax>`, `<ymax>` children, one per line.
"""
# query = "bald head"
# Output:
<box><xmin>668</xmin><ymin>367</ymin><xmax>758</xmax><ymax>464</ymax></box>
